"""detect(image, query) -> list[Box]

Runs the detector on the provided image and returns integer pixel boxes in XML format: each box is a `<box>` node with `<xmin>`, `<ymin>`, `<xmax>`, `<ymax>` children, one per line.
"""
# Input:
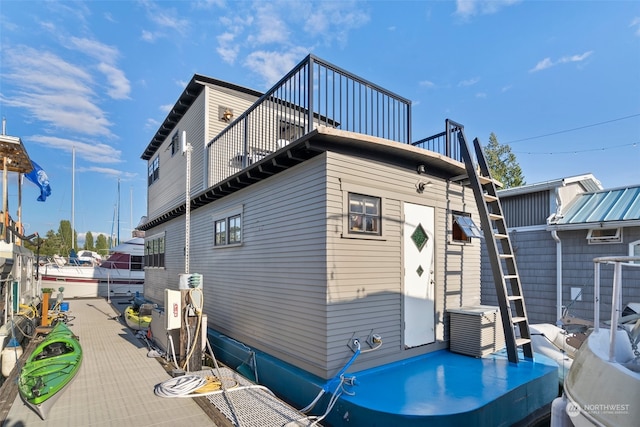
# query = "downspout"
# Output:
<box><xmin>551</xmin><ymin>229</ymin><xmax>562</xmax><ymax>324</ymax></box>
<box><xmin>548</xmin><ymin>184</ymin><xmax>564</xmax><ymax>325</ymax></box>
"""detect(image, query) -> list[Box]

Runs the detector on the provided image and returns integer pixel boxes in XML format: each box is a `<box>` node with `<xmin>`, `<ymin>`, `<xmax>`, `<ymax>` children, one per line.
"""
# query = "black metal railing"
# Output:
<box><xmin>412</xmin><ymin>119</ymin><xmax>464</xmax><ymax>163</ymax></box>
<box><xmin>207</xmin><ymin>55</ymin><xmax>412</xmax><ymax>185</ymax></box>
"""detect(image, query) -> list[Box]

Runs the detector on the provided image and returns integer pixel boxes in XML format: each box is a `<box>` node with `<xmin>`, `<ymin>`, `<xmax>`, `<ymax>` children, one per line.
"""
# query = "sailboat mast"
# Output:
<box><xmin>117</xmin><ymin>178</ymin><xmax>120</xmax><ymax>245</ymax></box>
<box><xmin>71</xmin><ymin>146</ymin><xmax>75</xmax><ymax>251</ymax></box>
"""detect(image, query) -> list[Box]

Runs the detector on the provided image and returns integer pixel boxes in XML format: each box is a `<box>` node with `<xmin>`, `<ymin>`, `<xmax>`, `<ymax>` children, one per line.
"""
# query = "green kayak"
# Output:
<box><xmin>18</xmin><ymin>322</ymin><xmax>82</xmax><ymax>420</ymax></box>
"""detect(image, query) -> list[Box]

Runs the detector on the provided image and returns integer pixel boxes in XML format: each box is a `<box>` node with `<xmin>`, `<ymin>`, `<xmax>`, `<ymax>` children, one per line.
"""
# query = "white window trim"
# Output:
<box><xmin>587</xmin><ymin>227</ymin><xmax>622</xmax><ymax>244</ymax></box>
<box><xmin>212</xmin><ymin>205</ymin><xmax>244</xmax><ymax>248</ymax></box>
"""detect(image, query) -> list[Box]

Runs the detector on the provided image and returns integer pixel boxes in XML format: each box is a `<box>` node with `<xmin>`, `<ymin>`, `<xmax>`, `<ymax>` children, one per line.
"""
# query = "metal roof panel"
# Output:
<box><xmin>557</xmin><ymin>186</ymin><xmax>640</xmax><ymax>224</ymax></box>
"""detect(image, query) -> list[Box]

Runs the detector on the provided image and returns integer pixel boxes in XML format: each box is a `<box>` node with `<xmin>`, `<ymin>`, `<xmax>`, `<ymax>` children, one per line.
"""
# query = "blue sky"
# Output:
<box><xmin>1</xmin><ymin>0</ymin><xmax>639</xmax><ymax>244</ymax></box>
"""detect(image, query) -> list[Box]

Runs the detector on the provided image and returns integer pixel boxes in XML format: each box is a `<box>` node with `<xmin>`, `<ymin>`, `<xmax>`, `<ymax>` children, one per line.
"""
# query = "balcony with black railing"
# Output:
<box><xmin>206</xmin><ymin>55</ymin><xmax>462</xmax><ymax>188</ymax></box>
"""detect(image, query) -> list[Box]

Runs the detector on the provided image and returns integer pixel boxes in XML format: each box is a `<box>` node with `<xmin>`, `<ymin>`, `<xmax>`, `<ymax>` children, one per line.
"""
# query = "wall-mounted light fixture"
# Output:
<box><xmin>417</xmin><ymin>164</ymin><xmax>427</xmax><ymax>174</ymax></box>
<box><xmin>416</xmin><ymin>179</ymin><xmax>432</xmax><ymax>193</ymax></box>
<box><xmin>219</xmin><ymin>107</ymin><xmax>234</xmax><ymax>123</ymax></box>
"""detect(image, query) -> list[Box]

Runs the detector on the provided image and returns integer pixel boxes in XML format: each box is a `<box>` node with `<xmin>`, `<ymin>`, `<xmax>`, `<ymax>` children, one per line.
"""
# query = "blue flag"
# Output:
<box><xmin>25</xmin><ymin>161</ymin><xmax>52</xmax><ymax>202</ymax></box>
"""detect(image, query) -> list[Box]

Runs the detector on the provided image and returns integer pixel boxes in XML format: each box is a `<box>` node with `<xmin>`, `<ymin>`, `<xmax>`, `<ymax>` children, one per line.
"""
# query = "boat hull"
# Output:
<box><xmin>40</xmin><ymin>271</ymin><xmax>143</xmax><ymax>299</ymax></box>
<box><xmin>18</xmin><ymin>322</ymin><xmax>83</xmax><ymax>420</ymax></box>
<box><xmin>563</xmin><ymin>329</ymin><xmax>640</xmax><ymax>427</ymax></box>
<box><xmin>206</xmin><ymin>328</ymin><xmax>558</xmax><ymax>427</ymax></box>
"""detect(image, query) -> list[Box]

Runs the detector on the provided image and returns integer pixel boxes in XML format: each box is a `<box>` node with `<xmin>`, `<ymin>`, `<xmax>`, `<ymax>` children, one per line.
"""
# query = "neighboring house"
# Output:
<box><xmin>481</xmin><ymin>175</ymin><xmax>640</xmax><ymax>324</ymax></box>
<box><xmin>138</xmin><ymin>56</ymin><xmax>486</xmax><ymax>379</ymax></box>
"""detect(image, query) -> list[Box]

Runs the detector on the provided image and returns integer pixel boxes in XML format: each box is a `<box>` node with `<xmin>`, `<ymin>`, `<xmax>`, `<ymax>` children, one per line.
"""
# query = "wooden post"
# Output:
<box><xmin>41</xmin><ymin>292</ymin><xmax>50</xmax><ymax>327</ymax></box>
<box><xmin>179</xmin><ymin>289</ymin><xmax>202</xmax><ymax>371</ymax></box>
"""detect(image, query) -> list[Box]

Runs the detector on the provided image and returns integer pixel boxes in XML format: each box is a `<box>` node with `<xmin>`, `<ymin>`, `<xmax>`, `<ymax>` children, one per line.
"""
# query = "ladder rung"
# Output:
<box><xmin>489</xmin><ymin>213</ymin><xmax>503</xmax><ymax>221</ymax></box>
<box><xmin>516</xmin><ymin>338</ymin><xmax>531</xmax><ymax>347</ymax></box>
<box><xmin>508</xmin><ymin>295</ymin><xmax>523</xmax><ymax>301</ymax></box>
<box><xmin>494</xmin><ymin>233</ymin><xmax>508</xmax><ymax>239</ymax></box>
<box><xmin>504</xmin><ymin>274</ymin><xmax>518</xmax><ymax>280</ymax></box>
<box><xmin>483</xmin><ymin>193</ymin><xmax>498</xmax><ymax>202</ymax></box>
<box><xmin>499</xmin><ymin>254</ymin><xmax>514</xmax><ymax>259</ymax></box>
<box><xmin>478</xmin><ymin>175</ymin><xmax>492</xmax><ymax>185</ymax></box>
<box><xmin>512</xmin><ymin>316</ymin><xmax>527</xmax><ymax>324</ymax></box>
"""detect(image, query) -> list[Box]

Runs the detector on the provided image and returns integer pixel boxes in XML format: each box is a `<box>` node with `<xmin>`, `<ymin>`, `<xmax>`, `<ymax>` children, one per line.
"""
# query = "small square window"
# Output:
<box><xmin>349</xmin><ymin>193</ymin><xmax>381</xmax><ymax>235</ymax></box>
<box><xmin>213</xmin><ymin>208</ymin><xmax>243</xmax><ymax>247</ymax></box>
<box><xmin>587</xmin><ymin>228</ymin><xmax>621</xmax><ymax>244</ymax></box>
<box><xmin>452</xmin><ymin>212</ymin><xmax>482</xmax><ymax>242</ymax></box>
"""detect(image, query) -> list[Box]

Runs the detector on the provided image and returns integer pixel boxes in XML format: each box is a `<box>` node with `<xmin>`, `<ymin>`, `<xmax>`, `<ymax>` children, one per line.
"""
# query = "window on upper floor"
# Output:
<box><xmin>145</xmin><ymin>233</ymin><xmax>165</xmax><ymax>268</ymax></box>
<box><xmin>452</xmin><ymin>211</ymin><xmax>482</xmax><ymax>243</ymax></box>
<box><xmin>170</xmin><ymin>130</ymin><xmax>180</xmax><ymax>156</ymax></box>
<box><xmin>148</xmin><ymin>156</ymin><xmax>159</xmax><ymax>186</ymax></box>
<box><xmin>214</xmin><ymin>206</ymin><xmax>243</xmax><ymax>247</ymax></box>
<box><xmin>348</xmin><ymin>193</ymin><xmax>381</xmax><ymax>236</ymax></box>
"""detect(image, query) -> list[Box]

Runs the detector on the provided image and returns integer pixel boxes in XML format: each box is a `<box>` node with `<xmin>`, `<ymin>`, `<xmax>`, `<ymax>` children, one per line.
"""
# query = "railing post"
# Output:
<box><xmin>307</xmin><ymin>57</ymin><xmax>314</xmax><ymax>133</ymax></box>
<box><xmin>609</xmin><ymin>261</ymin><xmax>622</xmax><ymax>362</ymax></box>
<box><xmin>243</xmin><ymin>117</ymin><xmax>249</xmax><ymax>168</ymax></box>
<box><xmin>594</xmin><ymin>261</ymin><xmax>600</xmax><ymax>333</ymax></box>
<box><xmin>445</xmin><ymin>119</ymin><xmax>451</xmax><ymax>158</ymax></box>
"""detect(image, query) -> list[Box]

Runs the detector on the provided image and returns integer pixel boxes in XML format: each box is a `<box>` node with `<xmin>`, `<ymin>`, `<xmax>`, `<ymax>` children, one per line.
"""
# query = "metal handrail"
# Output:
<box><xmin>206</xmin><ymin>55</ymin><xmax>412</xmax><ymax>186</ymax></box>
<box><xmin>592</xmin><ymin>256</ymin><xmax>640</xmax><ymax>362</ymax></box>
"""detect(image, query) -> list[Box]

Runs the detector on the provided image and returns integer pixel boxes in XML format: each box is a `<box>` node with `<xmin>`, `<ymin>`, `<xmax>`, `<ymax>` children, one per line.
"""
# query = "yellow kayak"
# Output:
<box><xmin>123</xmin><ymin>305</ymin><xmax>152</xmax><ymax>330</ymax></box>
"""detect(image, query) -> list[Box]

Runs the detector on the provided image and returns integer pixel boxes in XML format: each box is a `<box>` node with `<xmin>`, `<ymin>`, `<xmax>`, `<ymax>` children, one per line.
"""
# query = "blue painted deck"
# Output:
<box><xmin>208</xmin><ymin>330</ymin><xmax>559</xmax><ymax>427</ymax></box>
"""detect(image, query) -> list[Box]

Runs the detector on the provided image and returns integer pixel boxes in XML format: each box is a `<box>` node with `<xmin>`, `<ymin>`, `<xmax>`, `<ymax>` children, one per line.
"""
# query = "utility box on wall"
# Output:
<box><xmin>448</xmin><ymin>305</ymin><xmax>506</xmax><ymax>357</ymax></box>
<box><xmin>165</xmin><ymin>289</ymin><xmax>182</xmax><ymax>330</ymax></box>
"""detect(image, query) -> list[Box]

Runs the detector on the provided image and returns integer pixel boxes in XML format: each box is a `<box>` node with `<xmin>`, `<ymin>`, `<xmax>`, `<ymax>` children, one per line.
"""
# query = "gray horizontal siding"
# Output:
<box><xmin>146</xmin><ymin>148</ymin><xmax>484</xmax><ymax>379</ymax></box>
<box><xmin>482</xmin><ymin>226</ymin><xmax>640</xmax><ymax>325</ymax></box>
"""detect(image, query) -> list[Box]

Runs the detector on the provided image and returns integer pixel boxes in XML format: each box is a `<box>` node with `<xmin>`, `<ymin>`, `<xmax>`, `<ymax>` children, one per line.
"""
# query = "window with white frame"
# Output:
<box><xmin>587</xmin><ymin>228</ymin><xmax>622</xmax><ymax>244</ymax></box>
<box><xmin>348</xmin><ymin>193</ymin><xmax>381</xmax><ymax>235</ymax></box>
<box><xmin>214</xmin><ymin>206</ymin><xmax>243</xmax><ymax>247</ymax></box>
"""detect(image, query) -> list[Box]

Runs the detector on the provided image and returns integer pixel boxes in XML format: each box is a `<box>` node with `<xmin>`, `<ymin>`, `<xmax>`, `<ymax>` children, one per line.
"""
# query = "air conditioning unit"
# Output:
<box><xmin>448</xmin><ymin>305</ymin><xmax>505</xmax><ymax>357</ymax></box>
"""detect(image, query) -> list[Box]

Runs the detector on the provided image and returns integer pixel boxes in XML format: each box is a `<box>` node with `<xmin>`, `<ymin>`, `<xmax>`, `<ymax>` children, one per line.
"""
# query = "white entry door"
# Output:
<box><xmin>403</xmin><ymin>202</ymin><xmax>435</xmax><ymax>347</ymax></box>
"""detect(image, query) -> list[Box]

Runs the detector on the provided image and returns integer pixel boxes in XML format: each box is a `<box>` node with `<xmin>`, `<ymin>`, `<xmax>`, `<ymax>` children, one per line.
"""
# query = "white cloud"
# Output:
<box><xmin>419</xmin><ymin>80</ymin><xmax>436</xmax><ymax>88</ymax></box>
<box><xmin>139</xmin><ymin>0</ymin><xmax>190</xmax><ymax>42</ymax></box>
<box><xmin>458</xmin><ymin>77</ymin><xmax>480</xmax><ymax>87</ymax></box>
<box><xmin>97</xmin><ymin>63</ymin><xmax>131</xmax><ymax>100</ymax></box>
<box><xmin>28</xmin><ymin>135</ymin><xmax>123</xmax><ymax>164</ymax></box>
<box><xmin>215</xmin><ymin>1</ymin><xmax>368</xmax><ymax>79</ymax></box>
<box><xmin>530</xmin><ymin>57</ymin><xmax>554</xmax><ymax>72</ymax></box>
<box><xmin>78</xmin><ymin>166</ymin><xmax>137</xmax><ymax>180</ymax></box>
<box><xmin>529</xmin><ymin>51</ymin><xmax>593</xmax><ymax>73</ymax></box>
<box><xmin>455</xmin><ymin>0</ymin><xmax>520</xmax><ymax>19</ymax></box>
<box><xmin>244</xmin><ymin>48</ymin><xmax>309</xmax><ymax>87</ymax></box>
<box><xmin>631</xmin><ymin>17</ymin><xmax>640</xmax><ymax>36</ymax></box>
<box><xmin>1</xmin><ymin>46</ymin><xmax>119</xmax><ymax>136</ymax></box>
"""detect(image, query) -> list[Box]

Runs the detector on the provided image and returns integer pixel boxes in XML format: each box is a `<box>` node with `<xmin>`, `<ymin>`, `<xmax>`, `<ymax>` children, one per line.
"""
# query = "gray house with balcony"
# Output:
<box><xmin>481</xmin><ymin>175</ymin><xmax>640</xmax><ymax>324</ymax></box>
<box><xmin>139</xmin><ymin>56</ymin><xmax>486</xmax><ymax>379</ymax></box>
<box><xmin>137</xmin><ymin>55</ymin><xmax>558</xmax><ymax>426</ymax></box>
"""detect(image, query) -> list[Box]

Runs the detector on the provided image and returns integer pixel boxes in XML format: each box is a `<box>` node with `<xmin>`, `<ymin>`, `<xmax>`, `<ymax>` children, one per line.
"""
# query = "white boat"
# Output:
<box><xmin>40</xmin><ymin>237</ymin><xmax>144</xmax><ymax>298</ymax></box>
<box><xmin>530</xmin><ymin>323</ymin><xmax>581</xmax><ymax>385</ymax></box>
<box><xmin>552</xmin><ymin>256</ymin><xmax>640</xmax><ymax>427</ymax></box>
